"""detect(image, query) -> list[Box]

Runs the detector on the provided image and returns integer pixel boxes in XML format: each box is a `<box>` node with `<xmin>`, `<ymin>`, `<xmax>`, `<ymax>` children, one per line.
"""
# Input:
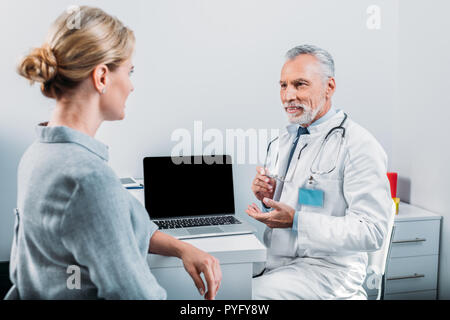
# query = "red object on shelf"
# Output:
<box><xmin>387</xmin><ymin>172</ymin><xmax>398</xmax><ymax>198</ymax></box>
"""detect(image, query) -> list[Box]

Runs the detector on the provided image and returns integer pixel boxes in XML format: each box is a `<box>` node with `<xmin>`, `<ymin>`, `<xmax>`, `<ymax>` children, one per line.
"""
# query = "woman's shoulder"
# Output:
<box><xmin>20</xmin><ymin>139</ymin><xmax>118</xmax><ymax>188</ymax></box>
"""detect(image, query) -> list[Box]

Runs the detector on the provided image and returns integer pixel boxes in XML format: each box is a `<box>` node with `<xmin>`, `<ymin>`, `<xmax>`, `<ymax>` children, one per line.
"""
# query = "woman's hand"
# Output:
<box><xmin>180</xmin><ymin>244</ymin><xmax>222</xmax><ymax>300</ymax></box>
<box><xmin>149</xmin><ymin>231</ymin><xmax>222</xmax><ymax>300</ymax></box>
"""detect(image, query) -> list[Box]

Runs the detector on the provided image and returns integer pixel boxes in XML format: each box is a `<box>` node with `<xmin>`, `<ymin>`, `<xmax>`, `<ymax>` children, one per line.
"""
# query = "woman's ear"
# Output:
<box><xmin>92</xmin><ymin>64</ymin><xmax>109</xmax><ymax>94</ymax></box>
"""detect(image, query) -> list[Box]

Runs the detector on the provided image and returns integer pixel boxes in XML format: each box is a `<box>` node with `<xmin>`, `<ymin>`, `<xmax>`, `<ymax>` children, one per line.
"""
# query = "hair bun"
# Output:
<box><xmin>18</xmin><ymin>43</ymin><xmax>58</xmax><ymax>84</ymax></box>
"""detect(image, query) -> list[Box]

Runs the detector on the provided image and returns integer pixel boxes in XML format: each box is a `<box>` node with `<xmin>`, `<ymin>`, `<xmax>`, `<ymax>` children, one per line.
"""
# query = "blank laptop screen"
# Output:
<box><xmin>143</xmin><ymin>155</ymin><xmax>235</xmax><ymax>219</ymax></box>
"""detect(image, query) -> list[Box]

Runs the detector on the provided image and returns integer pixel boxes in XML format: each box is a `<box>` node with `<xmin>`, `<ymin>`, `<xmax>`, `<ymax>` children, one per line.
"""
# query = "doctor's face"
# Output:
<box><xmin>280</xmin><ymin>54</ymin><xmax>334</xmax><ymax>125</ymax></box>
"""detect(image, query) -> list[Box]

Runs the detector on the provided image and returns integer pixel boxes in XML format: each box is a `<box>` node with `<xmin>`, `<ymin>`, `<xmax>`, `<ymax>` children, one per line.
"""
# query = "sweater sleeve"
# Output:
<box><xmin>59</xmin><ymin>170</ymin><xmax>166</xmax><ymax>300</ymax></box>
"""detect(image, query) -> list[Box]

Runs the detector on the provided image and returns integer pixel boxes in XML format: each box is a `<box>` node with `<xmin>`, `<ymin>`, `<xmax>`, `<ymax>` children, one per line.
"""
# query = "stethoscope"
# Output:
<box><xmin>264</xmin><ymin>113</ymin><xmax>348</xmax><ymax>182</ymax></box>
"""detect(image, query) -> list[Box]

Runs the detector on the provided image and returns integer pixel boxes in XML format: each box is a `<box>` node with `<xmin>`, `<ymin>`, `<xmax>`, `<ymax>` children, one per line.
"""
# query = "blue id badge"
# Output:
<box><xmin>298</xmin><ymin>188</ymin><xmax>324</xmax><ymax>207</ymax></box>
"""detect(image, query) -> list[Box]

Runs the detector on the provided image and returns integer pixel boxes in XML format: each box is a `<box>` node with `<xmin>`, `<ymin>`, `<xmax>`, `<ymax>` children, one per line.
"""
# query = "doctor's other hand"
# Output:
<box><xmin>246</xmin><ymin>198</ymin><xmax>295</xmax><ymax>229</ymax></box>
<box><xmin>180</xmin><ymin>243</ymin><xmax>222</xmax><ymax>300</ymax></box>
<box><xmin>251</xmin><ymin>166</ymin><xmax>276</xmax><ymax>202</ymax></box>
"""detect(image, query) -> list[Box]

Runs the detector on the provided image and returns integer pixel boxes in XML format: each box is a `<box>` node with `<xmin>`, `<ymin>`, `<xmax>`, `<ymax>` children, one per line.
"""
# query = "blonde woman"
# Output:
<box><xmin>5</xmin><ymin>6</ymin><xmax>221</xmax><ymax>300</ymax></box>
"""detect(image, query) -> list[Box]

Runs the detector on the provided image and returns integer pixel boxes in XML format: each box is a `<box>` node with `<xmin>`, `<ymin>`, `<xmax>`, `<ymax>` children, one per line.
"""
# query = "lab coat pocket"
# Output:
<box><xmin>309</xmin><ymin>176</ymin><xmax>345</xmax><ymax>217</ymax></box>
<box><xmin>270</xmin><ymin>228</ymin><xmax>298</xmax><ymax>257</ymax></box>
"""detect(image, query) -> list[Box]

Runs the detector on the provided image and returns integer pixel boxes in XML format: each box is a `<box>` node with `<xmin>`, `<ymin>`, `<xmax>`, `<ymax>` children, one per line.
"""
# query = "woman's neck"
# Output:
<box><xmin>47</xmin><ymin>96</ymin><xmax>103</xmax><ymax>138</ymax></box>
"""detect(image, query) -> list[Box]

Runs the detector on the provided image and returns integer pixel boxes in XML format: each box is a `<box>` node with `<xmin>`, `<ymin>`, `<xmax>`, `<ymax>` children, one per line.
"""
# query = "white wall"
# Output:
<box><xmin>394</xmin><ymin>0</ymin><xmax>450</xmax><ymax>299</ymax></box>
<box><xmin>0</xmin><ymin>0</ymin><xmax>399</xmax><ymax>269</ymax></box>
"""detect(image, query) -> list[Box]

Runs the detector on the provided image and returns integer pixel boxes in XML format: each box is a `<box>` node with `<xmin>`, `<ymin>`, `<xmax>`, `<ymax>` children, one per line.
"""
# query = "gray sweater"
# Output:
<box><xmin>5</xmin><ymin>124</ymin><xmax>167</xmax><ymax>299</ymax></box>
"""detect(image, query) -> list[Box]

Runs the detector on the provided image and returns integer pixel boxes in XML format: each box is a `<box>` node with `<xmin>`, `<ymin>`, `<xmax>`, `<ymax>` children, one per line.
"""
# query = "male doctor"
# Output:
<box><xmin>246</xmin><ymin>45</ymin><xmax>392</xmax><ymax>299</ymax></box>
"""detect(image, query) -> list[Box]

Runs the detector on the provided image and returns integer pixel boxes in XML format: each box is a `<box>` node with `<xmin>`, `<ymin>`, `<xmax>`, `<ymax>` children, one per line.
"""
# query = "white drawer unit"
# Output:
<box><xmin>384</xmin><ymin>290</ymin><xmax>437</xmax><ymax>300</ymax></box>
<box><xmin>390</xmin><ymin>220</ymin><xmax>440</xmax><ymax>258</ymax></box>
<box><xmin>368</xmin><ymin>202</ymin><xmax>441</xmax><ymax>300</ymax></box>
<box><xmin>386</xmin><ymin>255</ymin><xmax>439</xmax><ymax>294</ymax></box>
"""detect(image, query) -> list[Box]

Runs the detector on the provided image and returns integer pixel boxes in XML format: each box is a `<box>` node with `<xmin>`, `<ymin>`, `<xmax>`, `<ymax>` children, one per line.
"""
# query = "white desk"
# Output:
<box><xmin>128</xmin><ymin>188</ymin><xmax>267</xmax><ymax>300</ymax></box>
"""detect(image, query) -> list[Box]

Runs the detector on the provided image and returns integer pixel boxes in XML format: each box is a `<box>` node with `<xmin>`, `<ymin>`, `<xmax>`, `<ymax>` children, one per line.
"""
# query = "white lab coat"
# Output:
<box><xmin>252</xmin><ymin>110</ymin><xmax>392</xmax><ymax>300</ymax></box>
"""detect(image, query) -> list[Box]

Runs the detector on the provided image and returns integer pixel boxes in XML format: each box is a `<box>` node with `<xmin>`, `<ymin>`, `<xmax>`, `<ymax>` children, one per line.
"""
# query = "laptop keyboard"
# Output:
<box><xmin>154</xmin><ymin>216</ymin><xmax>242</xmax><ymax>229</ymax></box>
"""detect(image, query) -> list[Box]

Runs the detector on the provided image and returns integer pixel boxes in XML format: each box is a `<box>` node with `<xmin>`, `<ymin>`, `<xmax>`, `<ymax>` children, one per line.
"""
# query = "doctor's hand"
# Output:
<box><xmin>180</xmin><ymin>244</ymin><xmax>222</xmax><ymax>300</ymax></box>
<box><xmin>246</xmin><ymin>198</ymin><xmax>295</xmax><ymax>229</ymax></box>
<box><xmin>251</xmin><ymin>166</ymin><xmax>276</xmax><ymax>202</ymax></box>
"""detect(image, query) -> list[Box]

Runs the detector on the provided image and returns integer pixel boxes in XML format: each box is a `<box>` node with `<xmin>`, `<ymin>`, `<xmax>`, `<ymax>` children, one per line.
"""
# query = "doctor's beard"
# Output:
<box><xmin>284</xmin><ymin>100</ymin><xmax>324</xmax><ymax>125</ymax></box>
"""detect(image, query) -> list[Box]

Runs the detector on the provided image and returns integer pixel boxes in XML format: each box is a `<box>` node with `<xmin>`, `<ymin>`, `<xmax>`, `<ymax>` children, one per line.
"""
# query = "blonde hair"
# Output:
<box><xmin>18</xmin><ymin>6</ymin><xmax>135</xmax><ymax>99</ymax></box>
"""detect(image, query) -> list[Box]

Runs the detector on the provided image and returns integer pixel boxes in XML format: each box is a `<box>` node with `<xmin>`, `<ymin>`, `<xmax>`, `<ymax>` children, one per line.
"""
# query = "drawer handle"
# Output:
<box><xmin>387</xmin><ymin>273</ymin><xmax>425</xmax><ymax>281</ymax></box>
<box><xmin>392</xmin><ymin>238</ymin><xmax>426</xmax><ymax>244</ymax></box>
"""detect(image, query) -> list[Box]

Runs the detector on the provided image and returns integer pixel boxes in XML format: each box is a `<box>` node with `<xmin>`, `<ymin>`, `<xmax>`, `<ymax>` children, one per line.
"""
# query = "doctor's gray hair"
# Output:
<box><xmin>285</xmin><ymin>44</ymin><xmax>335</xmax><ymax>82</ymax></box>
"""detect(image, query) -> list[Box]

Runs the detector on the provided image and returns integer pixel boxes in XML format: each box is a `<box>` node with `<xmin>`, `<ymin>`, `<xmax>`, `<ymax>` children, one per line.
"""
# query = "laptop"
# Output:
<box><xmin>143</xmin><ymin>155</ymin><xmax>256</xmax><ymax>239</ymax></box>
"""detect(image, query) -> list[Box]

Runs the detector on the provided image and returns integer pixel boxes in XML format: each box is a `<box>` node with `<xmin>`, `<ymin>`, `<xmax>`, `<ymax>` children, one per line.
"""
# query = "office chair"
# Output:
<box><xmin>365</xmin><ymin>200</ymin><xmax>396</xmax><ymax>300</ymax></box>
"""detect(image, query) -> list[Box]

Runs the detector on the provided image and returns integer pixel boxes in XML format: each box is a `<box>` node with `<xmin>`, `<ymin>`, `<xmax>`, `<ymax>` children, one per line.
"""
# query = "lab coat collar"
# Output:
<box><xmin>307</xmin><ymin>109</ymin><xmax>346</xmax><ymax>136</ymax></box>
<box><xmin>36</xmin><ymin>122</ymin><xmax>109</xmax><ymax>161</ymax></box>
